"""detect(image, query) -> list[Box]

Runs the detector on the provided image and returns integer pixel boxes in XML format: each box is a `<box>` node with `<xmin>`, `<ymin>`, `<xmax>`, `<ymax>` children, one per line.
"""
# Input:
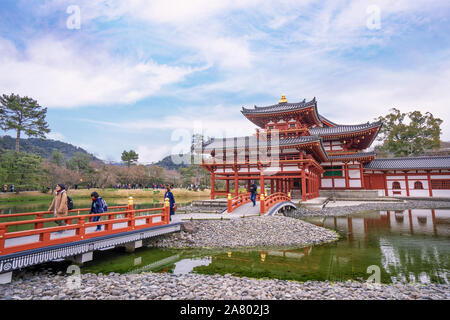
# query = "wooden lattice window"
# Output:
<box><xmin>414</xmin><ymin>181</ymin><xmax>423</xmax><ymax>189</ymax></box>
<box><xmin>431</xmin><ymin>180</ymin><xmax>450</xmax><ymax>189</ymax></box>
<box><xmin>392</xmin><ymin>181</ymin><xmax>401</xmax><ymax>189</ymax></box>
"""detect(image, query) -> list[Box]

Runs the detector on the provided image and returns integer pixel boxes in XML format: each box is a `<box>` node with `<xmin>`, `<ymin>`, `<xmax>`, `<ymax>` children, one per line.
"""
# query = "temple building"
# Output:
<box><xmin>200</xmin><ymin>96</ymin><xmax>450</xmax><ymax>200</ymax></box>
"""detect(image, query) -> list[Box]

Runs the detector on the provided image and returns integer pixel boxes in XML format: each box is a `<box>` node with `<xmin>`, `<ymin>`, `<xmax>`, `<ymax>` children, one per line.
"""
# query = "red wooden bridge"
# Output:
<box><xmin>0</xmin><ymin>198</ymin><xmax>181</xmax><ymax>284</ymax></box>
<box><xmin>227</xmin><ymin>192</ymin><xmax>296</xmax><ymax>216</ymax></box>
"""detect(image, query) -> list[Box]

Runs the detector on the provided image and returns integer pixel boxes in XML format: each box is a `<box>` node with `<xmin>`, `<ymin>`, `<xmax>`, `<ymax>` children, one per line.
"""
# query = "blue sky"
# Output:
<box><xmin>1</xmin><ymin>0</ymin><xmax>449</xmax><ymax>163</ymax></box>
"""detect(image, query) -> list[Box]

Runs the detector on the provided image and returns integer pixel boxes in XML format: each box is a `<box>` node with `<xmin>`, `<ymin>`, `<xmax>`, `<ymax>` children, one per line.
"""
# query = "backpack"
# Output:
<box><xmin>100</xmin><ymin>198</ymin><xmax>108</xmax><ymax>212</ymax></box>
<box><xmin>67</xmin><ymin>195</ymin><xmax>74</xmax><ymax>210</ymax></box>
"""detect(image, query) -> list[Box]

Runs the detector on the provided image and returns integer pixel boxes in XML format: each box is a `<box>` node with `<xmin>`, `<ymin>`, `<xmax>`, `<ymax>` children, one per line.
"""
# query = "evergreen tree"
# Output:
<box><xmin>376</xmin><ymin>108</ymin><xmax>443</xmax><ymax>157</ymax></box>
<box><xmin>51</xmin><ymin>149</ymin><xmax>64</xmax><ymax>166</ymax></box>
<box><xmin>0</xmin><ymin>94</ymin><xmax>50</xmax><ymax>152</ymax></box>
<box><xmin>121</xmin><ymin>150</ymin><xmax>139</xmax><ymax>167</ymax></box>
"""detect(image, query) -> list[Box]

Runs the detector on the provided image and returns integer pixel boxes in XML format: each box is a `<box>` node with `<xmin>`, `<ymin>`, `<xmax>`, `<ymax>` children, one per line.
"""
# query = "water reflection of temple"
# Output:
<box><xmin>321</xmin><ymin>209</ymin><xmax>448</xmax><ymax>240</ymax></box>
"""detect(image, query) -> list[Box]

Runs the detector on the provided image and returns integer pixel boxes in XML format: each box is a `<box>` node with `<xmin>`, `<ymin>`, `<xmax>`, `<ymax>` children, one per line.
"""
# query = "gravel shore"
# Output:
<box><xmin>1</xmin><ymin>272</ymin><xmax>448</xmax><ymax>300</ymax></box>
<box><xmin>287</xmin><ymin>200</ymin><xmax>450</xmax><ymax>217</ymax></box>
<box><xmin>148</xmin><ymin>216</ymin><xmax>339</xmax><ymax>249</ymax></box>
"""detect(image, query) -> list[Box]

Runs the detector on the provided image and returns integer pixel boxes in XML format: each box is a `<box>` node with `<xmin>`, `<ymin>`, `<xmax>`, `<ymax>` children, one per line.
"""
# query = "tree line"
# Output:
<box><xmin>0</xmin><ymin>93</ymin><xmax>444</xmax><ymax>192</ymax></box>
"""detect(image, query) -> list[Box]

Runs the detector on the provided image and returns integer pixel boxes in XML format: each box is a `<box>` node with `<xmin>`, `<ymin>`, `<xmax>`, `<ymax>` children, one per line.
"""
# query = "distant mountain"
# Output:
<box><xmin>154</xmin><ymin>154</ymin><xmax>190</xmax><ymax>170</ymax></box>
<box><xmin>0</xmin><ymin>135</ymin><xmax>102</xmax><ymax>162</ymax></box>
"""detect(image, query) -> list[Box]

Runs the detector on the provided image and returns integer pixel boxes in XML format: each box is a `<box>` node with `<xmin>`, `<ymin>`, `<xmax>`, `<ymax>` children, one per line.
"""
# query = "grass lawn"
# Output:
<box><xmin>0</xmin><ymin>188</ymin><xmax>211</xmax><ymax>204</ymax></box>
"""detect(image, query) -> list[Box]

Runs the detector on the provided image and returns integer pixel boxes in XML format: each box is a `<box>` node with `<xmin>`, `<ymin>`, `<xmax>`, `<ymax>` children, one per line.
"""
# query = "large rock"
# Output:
<box><xmin>181</xmin><ymin>222</ymin><xmax>199</xmax><ymax>234</ymax></box>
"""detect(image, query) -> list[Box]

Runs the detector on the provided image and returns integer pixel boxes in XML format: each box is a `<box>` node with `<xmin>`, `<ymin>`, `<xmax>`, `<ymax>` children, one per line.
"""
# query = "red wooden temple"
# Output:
<box><xmin>200</xmin><ymin>95</ymin><xmax>450</xmax><ymax>200</ymax></box>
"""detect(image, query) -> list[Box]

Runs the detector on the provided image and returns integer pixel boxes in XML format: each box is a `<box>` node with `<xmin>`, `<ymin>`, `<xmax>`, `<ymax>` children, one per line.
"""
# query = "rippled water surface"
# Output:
<box><xmin>73</xmin><ymin>209</ymin><xmax>450</xmax><ymax>284</ymax></box>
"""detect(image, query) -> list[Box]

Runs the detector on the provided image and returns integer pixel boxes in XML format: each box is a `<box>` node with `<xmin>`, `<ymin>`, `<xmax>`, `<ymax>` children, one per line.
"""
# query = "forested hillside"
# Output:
<box><xmin>0</xmin><ymin>135</ymin><xmax>101</xmax><ymax>161</ymax></box>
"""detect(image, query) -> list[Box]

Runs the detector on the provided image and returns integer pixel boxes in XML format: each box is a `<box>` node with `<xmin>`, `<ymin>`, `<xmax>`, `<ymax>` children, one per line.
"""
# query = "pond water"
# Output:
<box><xmin>7</xmin><ymin>207</ymin><xmax>450</xmax><ymax>284</ymax></box>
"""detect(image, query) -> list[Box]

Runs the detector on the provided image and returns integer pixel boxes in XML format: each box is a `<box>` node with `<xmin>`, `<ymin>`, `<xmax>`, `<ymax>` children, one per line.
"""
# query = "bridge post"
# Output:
<box><xmin>260</xmin><ymin>193</ymin><xmax>265</xmax><ymax>215</ymax></box>
<box><xmin>68</xmin><ymin>251</ymin><xmax>93</xmax><ymax>265</ymax></box>
<box><xmin>227</xmin><ymin>193</ymin><xmax>232</xmax><ymax>213</ymax></box>
<box><xmin>77</xmin><ymin>217</ymin><xmax>86</xmax><ymax>240</ymax></box>
<box><xmin>164</xmin><ymin>198</ymin><xmax>170</xmax><ymax>223</ymax></box>
<box><xmin>127</xmin><ymin>197</ymin><xmax>134</xmax><ymax>211</ymax></box>
<box><xmin>0</xmin><ymin>225</ymin><xmax>6</xmax><ymax>255</ymax></box>
<box><xmin>124</xmin><ymin>240</ymin><xmax>143</xmax><ymax>253</ymax></box>
<box><xmin>0</xmin><ymin>272</ymin><xmax>12</xmax><ymax>285</ymax></box>
<box><xmin>35</xmin><ymin>212</ymin><xmax>44</xmax><ymax>229</ymax></box>
<box><xmin>210</xmin><ymin>172</ymin><xmax>215</xmax><ymax>200</ymax></box>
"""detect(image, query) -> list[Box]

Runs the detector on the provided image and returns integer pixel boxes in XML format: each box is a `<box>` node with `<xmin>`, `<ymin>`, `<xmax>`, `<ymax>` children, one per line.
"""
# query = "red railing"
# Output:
<box><xmin>227</xmin><ymin>193</ymin><xmax>260</xmax><ymax>213</ymax></box>
<box><xmin>0</xmin><ymin>202</ymin><xmax>170</xmax><ymax>256</ymax></box>
<box><xmin>260</xmin><ymin>192</ymin><xmax>291</xmax><ymax>215</ymax></box>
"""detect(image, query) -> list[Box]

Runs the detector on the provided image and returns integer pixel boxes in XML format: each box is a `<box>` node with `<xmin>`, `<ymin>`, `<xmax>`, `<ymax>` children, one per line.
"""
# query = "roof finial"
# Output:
<box><xmin>278</xmin><ymin>94</ymin><xmax>287</xmax><ymax>103</ymax></box>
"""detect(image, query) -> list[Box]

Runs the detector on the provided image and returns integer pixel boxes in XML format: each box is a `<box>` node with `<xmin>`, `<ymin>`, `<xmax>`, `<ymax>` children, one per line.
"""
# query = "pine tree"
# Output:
<box><xmin>0</xmin><ymin>94</ymin><xmax>50</xmax><ymax>152</ymax></box>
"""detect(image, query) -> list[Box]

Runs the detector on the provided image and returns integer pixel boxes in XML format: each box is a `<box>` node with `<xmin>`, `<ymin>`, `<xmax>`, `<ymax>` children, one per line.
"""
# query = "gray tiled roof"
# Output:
<box><xmin>318</xmin><ymin>114</ymin><xmax>339</xmax><ymax>126</ymax></box>
<box><xmin>364</xmin><ymin>156</ymin><xmax>450</xmax><ymax>170</ymax></box>
<box><xmin>329</xmin><ymin>151</ymin><xmax>377</xmax><ymax>161</ymax></box>
<box><xmin>203</xmin><ymin>135</ymin><xmax>321</xmax><ymax>150</ymax></box>
<box><xmin>241</xmin><ymin>98</ymin><xmax>316</xmax><ymax>114</ymax></box>
<box><xmin>310</xmin><ymin>121</ymin><xmax>382</xmax><ymax>136</ymax></box>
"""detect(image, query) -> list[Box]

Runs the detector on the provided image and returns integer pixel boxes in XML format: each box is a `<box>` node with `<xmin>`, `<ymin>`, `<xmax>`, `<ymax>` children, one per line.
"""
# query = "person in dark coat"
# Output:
<box><xmin>164</xmin><ymin>185</ymin><xmax>176</xmax><ymax>222</ymax></box>
<box><xmin>249</xmin><ymin>180</ymin><xmax>257</xmax><ymax>206</ymax></box>
<box><xmin>90</xmin><ymin>192</ymin><xmax>104</xmax><ymax>231</ymax></box>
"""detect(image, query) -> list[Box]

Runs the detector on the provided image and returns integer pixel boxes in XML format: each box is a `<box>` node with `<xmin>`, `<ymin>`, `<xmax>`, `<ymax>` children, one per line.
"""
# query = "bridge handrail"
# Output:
<box><xmin>227</xmin><ymin>193</ymin><xmax>260</xmax><ymax>213</ymax></box>
<box><xmin>260</xmin><ymin>192</ymin><xmax>291</xmax><ymax>215</ymax></box>
<box><xmin>0</xmin><ymin>205</ymin><xmax>170</xmax><ymax>256</ymax></box>
<box><xmin>0</xmin><ymin>205</ymin><xmax>129</xmax><ymax>220</ymax></box>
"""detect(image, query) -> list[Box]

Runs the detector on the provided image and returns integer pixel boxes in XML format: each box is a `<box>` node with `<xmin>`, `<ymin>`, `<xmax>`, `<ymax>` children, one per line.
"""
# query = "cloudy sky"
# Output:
<box><xmin>1</xmin><ymin>0</ymin><xmax>449</xmax><ymax>163</ymax></box>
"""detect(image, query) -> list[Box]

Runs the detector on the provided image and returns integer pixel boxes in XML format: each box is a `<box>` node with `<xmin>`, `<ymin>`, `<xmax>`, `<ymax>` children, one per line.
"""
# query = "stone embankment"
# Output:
<box><xmin>1</xmin><ymin>272</ymin><xmax>448</xmax><ymax>300</ymax></box>
<box><xmin>148</xmin><ymin>216</ymin><xmax>339</xmax><ymax>249</ymax></box>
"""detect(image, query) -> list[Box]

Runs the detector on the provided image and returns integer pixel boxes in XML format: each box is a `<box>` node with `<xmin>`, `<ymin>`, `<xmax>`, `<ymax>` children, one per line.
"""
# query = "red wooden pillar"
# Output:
<box><xmin>404</xmin><ymin>172</ymin><xmax>410</xmax><ymax>197</ymax></box>
<box><xmin>210</xmin><ymin>171</ymin><xmax>215</xmax><ymax>200</ymax></box>
<box><xmin>427</xmin><ymin>171</ymin><xmax>433</xmax><ymax>197</ymax></box>
<box><xmin>234</xmin><ymin>170</ymin><xmax>239</xmax><ymax>196</ymax></box>
<box><xmin>247</xmin><ymin>180</ymin><xmax>251</xmax><ymax>192</ymax></box>
<box><xmin>301</xmin><ymin>165</ymin><xmax>307</xmax><ymax>202</ymax></box>
<box><xmin>226</xmin><ymin>179</ymin><xmax>230</xmax><ymax>194</ymax></box>
<box><xmin>408</xmin><ymin>209</ymin><xmax>413</xmax><ymax>234</ymax></box>
<box><xmin>384</xmin><ymin>173</ymin><xmax>388</xmax><ymax>196</ymax></box>
<box><xmin>270</xmin><ymin>179</ymin><xmax>274</xmax><ymax>195</ymax></box>
<box><xmin>260</xmin><ymin>174</ymin><xmax>265</xmax><ymax>196</ymax></box>
<box><xmin>344</xmin><ymin>162</ymin><xmax>349</xmax><ymax>189</ymax></box>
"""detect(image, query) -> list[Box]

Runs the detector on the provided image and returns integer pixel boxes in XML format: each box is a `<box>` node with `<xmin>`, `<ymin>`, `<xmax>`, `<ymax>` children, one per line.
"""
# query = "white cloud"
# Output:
<box><xmin>136</xmin><ymin>145</ymin><xmax>172</xmax><ymax>164</ymax></box>
<box><xmin>0</xmin><ymin>37</ymin><xmax>193</xmax><ymax>108</ymax></box>
<box><xmin>46</xmin><ymin>132</ymin><xmax>66</xmax><ymax>141</ymax></box>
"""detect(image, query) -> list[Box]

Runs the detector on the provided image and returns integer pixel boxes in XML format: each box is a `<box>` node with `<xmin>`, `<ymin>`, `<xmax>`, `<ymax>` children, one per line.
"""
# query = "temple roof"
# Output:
<box><xmin>328</xmin><ymin>151</ymin><xmax>377</xmax><ymax>162</ymax></box>
<box><xmin>310</xmin><ymin>121</ymin><xmax>382</xmax><ymax>136</ymax></box>
<box><xmin>203</xmin><ymin>135</ymin><xmax>321</xmax><ymax>149</ymax></box>
<box><xmin>241</xmin><ymin>97</ymin><xmax>317</xmax><ymax>115</ymax></box>
<box><xmin>363</xmin><ymin>156</ymin><xmax>450</xmax><ymax>170</ymax></box>
<box><xmin>202</xmin><ymin>135</ymin><xmax>329</xmax><ymax>162</ymax></box>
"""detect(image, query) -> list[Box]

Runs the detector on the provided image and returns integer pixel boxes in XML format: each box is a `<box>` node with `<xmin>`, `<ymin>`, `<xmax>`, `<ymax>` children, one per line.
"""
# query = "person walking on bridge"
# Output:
<box><xmin>90</xmin><ymin>192</ymin><xmax>106</xmax><ymax>231</ymax></box>
<box><xmin>164</xmin><ymin>185</ymin><xmax>176</xmax><ymax>222</ymax></box>
<box><xmin>250</xmin><ymin>180</ymin><xmax>257</xmax><ymax>207</ymax></box>
<box><xmin>48</xmin><ymin>184</ymin><xmax>68</xmax><ymax>227</ymax></box>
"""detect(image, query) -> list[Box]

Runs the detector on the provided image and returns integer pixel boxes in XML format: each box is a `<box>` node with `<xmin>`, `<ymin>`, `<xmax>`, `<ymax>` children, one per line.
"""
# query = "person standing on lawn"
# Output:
<box><xmin>164</xmin><ymin>185</ymin><xmax>176</xmax><ymax>222</ymax></box>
